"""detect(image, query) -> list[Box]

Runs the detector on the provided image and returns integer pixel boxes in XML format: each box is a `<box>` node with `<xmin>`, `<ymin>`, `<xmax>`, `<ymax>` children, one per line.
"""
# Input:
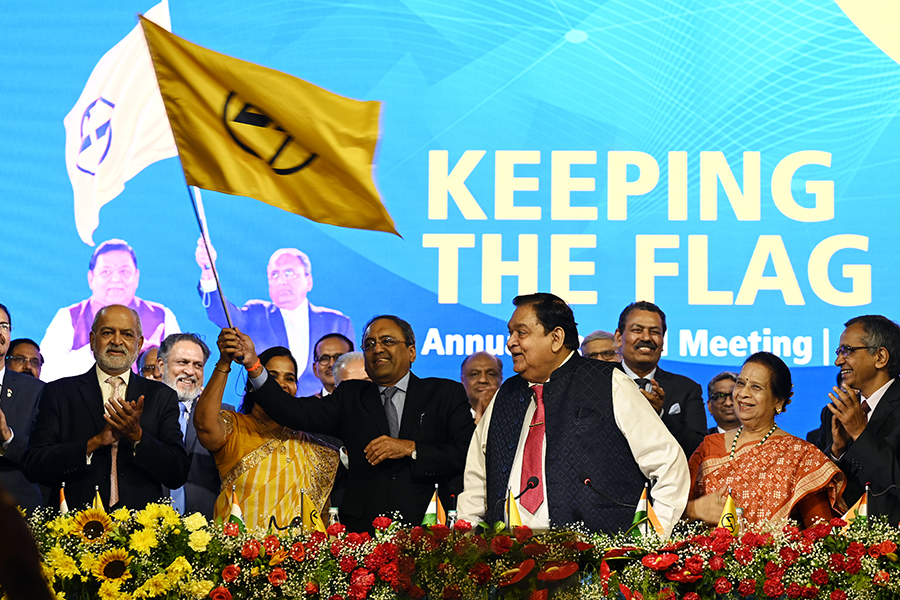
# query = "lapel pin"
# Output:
<box><xmin>6</xmin><ymin>388</ymin><xmax>11</xmax><ymax>398</ymax></box>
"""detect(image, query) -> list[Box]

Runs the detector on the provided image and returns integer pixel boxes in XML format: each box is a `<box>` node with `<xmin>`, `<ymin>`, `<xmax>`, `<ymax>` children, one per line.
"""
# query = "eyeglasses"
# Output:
<box><xmin>267</xmin><ymin>268</ymin><xmax>307</xmax><ymax>283</ymax></box>
<box><xmin>363</xmin><ymin>337</ymin><xmax>407</xmax><ymax>352</ymax></box>
<box><xmin>585</xmin><ymin>350</ymin><xmax>618</xmax><ymax>360</ymax></box>
<box><xmin>315</xmin><ymin>353</ymin><xmax>345</xmax><ymax>365</ymax></box>
<box><xmin>834</xmin><ymin>345</ymin><xmax>877</xmax><ymax>358</ymax></box>
<box><xmin>709</xmin><ymin>392</ymin><xmax>732</xmax><ymax>403</ymax></box>
<box><xmin>0</xmin><ymin>322</ymin><xmax>10</xmax><ymax>332</ymax></box>
<box><xmin>7</xmin><ymin>356</ymin><xmax>41</xmax><ymax>369</ymax></box>
<box><xmin>140</xmin><ymin>365</ymin><xmax>159</xmax><ymax>374</ymax></box>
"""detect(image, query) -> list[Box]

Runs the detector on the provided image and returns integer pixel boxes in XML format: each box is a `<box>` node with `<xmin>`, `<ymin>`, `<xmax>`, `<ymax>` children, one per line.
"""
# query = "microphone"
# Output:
<box><xmin>580</xmin><ymin>473</ymin><xmax>637</xmax><ymax>508</ymax></box>
<box><xmin>515</xmin><ymin>477</ymin><xmax>539</xmax><ymax>501</ymax></box>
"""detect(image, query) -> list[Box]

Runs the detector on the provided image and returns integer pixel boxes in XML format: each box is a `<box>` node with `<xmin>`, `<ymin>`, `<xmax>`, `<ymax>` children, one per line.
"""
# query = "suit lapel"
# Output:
<box><xmin>867</xmin><ymin>378</ymin><xmax>900</xmax><ymax>437</ymax></box>
<box><xmin>399</xmin><ymin>373</ymin><xmax>423</xmax><ymax>439</ymax></box>
<box><xmin>363</xmin><ymin>382</ymin><xmax>392</xmax><ymax>437</ymax></box>
<box><xmin>80</xmin><ymin>369</ymin><xmax>107</xmax><ymax>432</ymax></box>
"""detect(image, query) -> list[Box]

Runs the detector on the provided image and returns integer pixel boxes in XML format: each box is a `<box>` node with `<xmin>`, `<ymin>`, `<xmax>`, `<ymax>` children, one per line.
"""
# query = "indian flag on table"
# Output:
<box><xmin>228</xmin><ymin>490</ymin><xmax>245</xmax><ymax>532</ymax></box>
<box><xmin>60</xmin><ymin>483</ymin><xmax>69</xmax><ymax>514</ymax></box>
<box><xmin>630</xmin><ymin>485</ymin><xmax>664</xmax><ymax>538</ymax></box>
<box><xmin>421</xmin><ymin>484</ymin><xmax>446</xmax><ymax>526</ymax></box>
<box><xmin>506</xmin><ymin>487</ymin><xmax>523</xmax><ymax>528</ymax></box>
<box><xmin>841</xmin><ymin>489</ymin><xmax>867</xmax><ymax>533</ymax></box>
<box><xmin>301</xmin><ymin>491</ymin><xmax>326</xmax><ymax>533</ymax></box>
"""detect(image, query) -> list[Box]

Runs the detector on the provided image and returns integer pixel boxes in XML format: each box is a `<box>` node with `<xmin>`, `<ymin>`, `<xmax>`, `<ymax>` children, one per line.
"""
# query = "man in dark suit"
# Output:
<box><xmin>157</xmin><ymin>333</ymin><xmax>231</xmax><ymax>519</ymax></box>
<box><xmin>196</xmin><ymin>240</ymin><xmax>353</xmax><ymax>396</ymax></box>
<box><xmin>0</xmin><ymin>304</ymin><xmax>45</xmax><ymax>512</ymax></box>
<box><xmin>615</xmin><ymin>301</ymin><xmax>706</xmax><ymax>457</ymax></box>
<box><xmin>23</xmin><ymin>305</ymin><xmax>189</xmax><ymax>511</ymax></box>
<box><xmin>817</xmin><ymin>315</ymin><xmax>900</xmax><ymax>524</ymax></box>
<box><xmin>222</xmin><ymin>315</ymin><xmax>474</xmax><ymax>533</ymax></box>
<box><xmin>706</xmin><ymin>371</ymin><xmax>739</xmax><ymax>434</ymax></box>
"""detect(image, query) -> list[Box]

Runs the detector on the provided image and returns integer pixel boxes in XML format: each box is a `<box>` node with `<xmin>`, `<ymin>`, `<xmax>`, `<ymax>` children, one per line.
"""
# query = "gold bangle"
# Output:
<box><xmin>214</xmin><ymin>365</ymin><xmax>231</xmax><ymax>374</ymax></box>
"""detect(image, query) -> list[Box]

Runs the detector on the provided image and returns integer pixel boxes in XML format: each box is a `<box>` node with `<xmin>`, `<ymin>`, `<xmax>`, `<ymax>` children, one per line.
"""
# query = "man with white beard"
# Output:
<box><xmin>157</xmin><ymin>333</ymin><xmax>231</xmax><ymax>518</ymax></box>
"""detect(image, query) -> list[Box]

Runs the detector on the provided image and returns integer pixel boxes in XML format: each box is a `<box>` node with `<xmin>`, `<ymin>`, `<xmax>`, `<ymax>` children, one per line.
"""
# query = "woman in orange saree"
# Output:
<box><xmin>685</xmin><ymin>352</ymin><xmax>846</xmax><ymax>528</ymax></box>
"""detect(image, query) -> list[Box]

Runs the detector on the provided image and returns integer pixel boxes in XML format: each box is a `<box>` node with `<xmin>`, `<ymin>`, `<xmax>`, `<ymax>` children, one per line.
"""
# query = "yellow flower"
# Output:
<box><xmin>182</xmin><ymin>513</ymin><xmax>207</xmax><ymax>532</ymax></box>
<box><xmin>98</xmin><ymin>579</ymin><xmax>122</xmax><ymax>600</ymax></box>
<box><xmin>111</xmin><ymin>507</ymin><xmax>132</xmax><ymax>523</ymax></box>
<box><xmin>128</xmin><ymin>527</ymin><xmax>158</xmax><ymax>555</ymax></box>
<box><xmin>47</xmin><ymin>515</ymin><xmax>75</xmax><ymax>537</ymax></box>
<box><xmin>185</xmin><ymin>580</ymin><xmax>214</xmax><ymax>599</ymax></box>
<box><xmin>93</xmin><ymin>548</ymin><xmax>132</xmax><ymax>582</ymax></box>
<box><xmin>72</xmin><ymin>509</ymin><xmax>113</xmax><ymax>544</ymax></box>
<box><xmin>250</xmin><ymin>567</ymin><xmax>260</xmax><ymax>577</ymax></box>
<box><xmin>157</xmin><ymin>504</ymin><xmax>181</xmax><ymax>528</ymax></box>
<box><xmin>166</xmin><ymin>556</ymin><xmax>192</xmax><ymax>578</ymax></box>
<box><xmin>54</xmin><ymin>591</ymin><xmax>66</xmax><ymax>600</ymax></box>
<box><xmin>145</xmin><ymin>573</ymin><xmax>169</xmax><ymax>596</ymax></box>
<box><xmin>79</xmin><ymin>552</ymin><xmax>98</xmax><ymax>573</ymax></box>
<box><xmin>46</xmin><ymin>546</ymin><xmax>79</xmax><ymax>579</ymax></box>
<box><xmin>187</xmin><ymin>530</ymin><xmax>212</xmax><ymax>552</ymax></box>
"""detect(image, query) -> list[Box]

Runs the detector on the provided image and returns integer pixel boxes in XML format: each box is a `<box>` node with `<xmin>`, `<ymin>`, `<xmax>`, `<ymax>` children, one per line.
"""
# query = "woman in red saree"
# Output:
<box><xmin>685</xmin><ymin>352</ymin><xmax>846</xmax><ymax>527</ymax></box>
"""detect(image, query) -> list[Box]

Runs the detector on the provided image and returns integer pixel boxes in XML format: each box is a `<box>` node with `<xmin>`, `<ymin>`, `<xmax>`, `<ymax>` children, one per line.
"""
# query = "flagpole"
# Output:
<box><xmin>187</xmin><ymin>185</ymin><xmax>234</xmax><ymax>328</ymax></box>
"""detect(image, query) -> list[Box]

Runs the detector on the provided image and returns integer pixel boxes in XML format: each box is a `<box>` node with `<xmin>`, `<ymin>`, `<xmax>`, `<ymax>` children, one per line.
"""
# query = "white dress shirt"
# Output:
<box><xmin>457</xmin><ymin>358</ymin><xmax>690</xmax><ymax>537</ymax></box>
<box><xmin>280</xmin><ymin>300</ymin><xmax>310</xmax><ymax>370</ymax></box>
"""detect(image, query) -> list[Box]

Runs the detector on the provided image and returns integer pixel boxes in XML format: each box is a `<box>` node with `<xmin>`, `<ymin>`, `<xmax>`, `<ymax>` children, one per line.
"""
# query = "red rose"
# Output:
<box><xmin>490</xmin><ymin>535</ymin><xmax>513</xmax><ymax>554</ymax></box>
<box><xmin>869</xmin><ymin>545</ymin><xmax>883</xmax><ymax>559</ymax></box>
<box><xmin>410</xmin><ymin>527</ymin><xmax>426</xmax><ymax>543</ymax></box>
<box><xmin>221</xmin><ymin>564</ymin><xmax>241</xmax><ymax>583</ymax></box>
<box><xmin>846</xmin><ymin>557</ymin><xmax>862</xmax><ymax>574</ymax></box>
<box><xmin>712</xmin><ymin>537</ymin><xmax>732</xmax><ymax>554</ymax></box>
<box><xmin>685</xmin><ymin>555</ymin><xmax>703</xmax><ymax>573</ymax></box>
<box><xmin>304</xmin><ymin>582</ymin><xmax>319</xmax><ymax>595</ymax></box>
<box><xmin>263</xmin><ymin>535</ymin><xmax>281</xmax><ymax>553</ymax></box>
<box><xmin>782</xmin><ymin>525</ymin><xmax>801</xmax><ymax>540</ymax></box>
<box><xmin>874</xmin><ymin>570</ymin><xmax>891</xmax><ymax>586</ymax></box>
<box><xmin>734</xmin><ymin>546</ymin><xmax>753</xmax><ymax>565</ymax></box>
<box><xmin>241</xmin><ymin>539</ymin><xmax>262</xmax><ymax>560</ymax></box>
<box><xmin>801</xmin><ymin>586</ymin><xmax>819</xmax><ymax>599</ymax></box>
<box><xmin>882</xmin><ymin>540</ymin><xmax>898</xmax><ymax>555</ymax></box>
<box><xmin>684</xmin><ymin>594</ymin><xmax>701</xmax><ymax>600</ymax></box>
<box><xmin>223</xmin><ymin>522</ymin><xmax>240</xmax><ymax>537</ymax></box>
<box><xmin>847</xmin><ymin>541</ymin><xmax>866</xmax><ymax>558</ymax></box>
<box><xmin>829</xmin><ymin>553</ymin><xmax>845</xmax><ymax>571</ymax></box>
<box><xmin>340</xmin><ymin>556</ymin><xmax>358</xmax><ymax>573</ymax></box>
<box><xmin>468</xmin><ymin>563</ymin><xmax>491</xmax><ymax>586</ymax></box>
<box><xmin>708</xmin><ymin>555</ymin><xmax>725</xmax><ymax>571</ymax></box>
<box><xmin>831</xmin><ymin>591</ymin><xmax>847</xmax><ymax>600</ymax></box>
<box><xmin>372</xmin><ymin>516</ymin><xmax>392</xmax><ymax>530</ymax></box>
<box><xmin>431</xmin><ymin>524</ymin><xmax>451</xmax><ymax>541</ymax></box>
<box><xmin>329</xmin><ymin>596</ymin><xmax>344</xmax><ymax>600</ymax></box>
<box><xmin>714</xmin><ymin>577</ymin><xmax>732</xmax><ymax>594</ymax></box>
<box><xmin>811</xmin><ymin>568</ymin><xmax>829</xmax><ymax>586</ymax></box>
<box><xmin>830</xmin><ymin>517</ymin><xmax>847</xmax><ymax>528</ymax></box>
<box><xmin>291</xmin><ymin>542</ymin><xmax>306</xmax><ymax>561</ymax></box>
<box><xmin>209</xmin><ymin>587</ymin><xmax>232</xmax><ymax>600</ymax></box>
<box><xmin>786</xmin><ymin>582</ymin><xmax>802</xmax><ymax>598</ymax></box>
<box><xmin>764</xmin><ymin>561</ymin><xmax>785</xmax><ymax>580</ymax></box>
<box><xmin>442</xmin><ymin>584</ymin><xmax>462</xmax><ymax>600</ymax></box>
<box><xmin>779</xmin><ymin>547</ymin><xmax>799</xmax><ymax>566</ymax></box>
<box><xmin>640</xmin><ymin>553</ymin><xmax>678</xmax><ymax>571</ymax></box>
<box><xmin>513</xmin><ymin>525</ymin><xmax>533</xmax><ymax>544</ymax></box>
<box><xmin>327</xmin><ymin>523</ymin><xmax>346</xmax><ymax>537</ymax></box>
<box><xmin>763</xmin><ymin>579</ymin><xmax>785</xmax><ymax>598</ymax></box>
<box><xmin>813</xmin><ymin>522</ymin><xmax>831</xmax><ymax>540</ymax></box>
<box><xmin>268</xmin><ymin>567</ymin><xmax>287</xmax><ymax>587</ymax></box>
<box><xmin>409</xmin><ymin>586</ymin><xmax>426</xmax><ymax>600</ymax></box>
<box><xmin>454</xmin><ymin>519</ymin><xmax>472</xmax><ymax>533</ymax></box>
<box><xmin>330</xmin><ymin>540</ymin><xmax>344</xmax><ymax>557</ymax></box>
<box><xmin>739</xmin><ymin>578</ymin><xmax>756</xmax><ymax>596</ymax></box>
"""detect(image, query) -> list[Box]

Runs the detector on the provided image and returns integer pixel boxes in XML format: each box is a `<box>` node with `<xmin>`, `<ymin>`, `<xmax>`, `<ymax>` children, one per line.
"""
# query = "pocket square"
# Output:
<box><xmin>668</xmin><ymin>403</ymin><xmax>681</xmax><ymax>415</ymax></box>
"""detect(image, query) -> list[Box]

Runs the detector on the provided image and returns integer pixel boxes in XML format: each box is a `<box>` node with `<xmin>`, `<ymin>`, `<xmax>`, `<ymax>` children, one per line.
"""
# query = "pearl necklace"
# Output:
<box><xmin>729</xmin><ymin>424</ymin><xmax>778</xmax><ymax>460</ymax></box>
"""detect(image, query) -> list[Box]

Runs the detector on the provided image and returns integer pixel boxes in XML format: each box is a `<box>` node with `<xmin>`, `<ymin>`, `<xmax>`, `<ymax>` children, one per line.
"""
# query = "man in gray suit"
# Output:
<box><xmin>0</xmin><ymin>303</ymin><xmax>44</xmax><ymax>513</ymax></box>
<box><xmin>158</xmin><ymin>333</ymin><xmax>231</xmax><ymax>519</ymax></box>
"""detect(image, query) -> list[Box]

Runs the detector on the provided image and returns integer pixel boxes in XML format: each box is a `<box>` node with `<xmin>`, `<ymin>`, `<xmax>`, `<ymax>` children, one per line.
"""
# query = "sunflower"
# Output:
<box><xmin>73</xmin><ymin>509</ymin><xmax>113</xmax><ymax>544</ymax></box>
<box><xmin>92</xmin><ymin>548</ymin><xmax>132</xmax><ymax>582</ymax></box>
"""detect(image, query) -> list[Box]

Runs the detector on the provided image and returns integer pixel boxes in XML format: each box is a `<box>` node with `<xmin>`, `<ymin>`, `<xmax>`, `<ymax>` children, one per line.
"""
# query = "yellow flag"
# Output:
<box><xmin>718</xmin><ymin>493</ymin><xmax>738</xmax><ymax>535</ymax></box>
<box><xmin>506</xmin><ymin>489</ymin><xmax>523</xmax><ymax>528</ymax></box>
<box><xmin>301</xmin><ymin>491</ymin><xmax>326</xmax><ymax>533</ymax></box>
<box><xmin>93</xmin><ymin>489</ymin><xmax>105</xmax><ymax>511</ymax></box>
<box><xmin>139</xmin><ymin>16</ymin><xmax>397</xmax><ymax>236</ymax></box>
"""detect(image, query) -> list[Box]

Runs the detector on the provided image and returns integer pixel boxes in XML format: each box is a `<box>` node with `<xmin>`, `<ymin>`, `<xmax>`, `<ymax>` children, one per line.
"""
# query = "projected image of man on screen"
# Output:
<box><xmin>196</xmin><ymin>238</ymin><xmax>354</xmax><ymax>397</ymax></box>
<box><xmin>40</xmin><ymin>239</ymin><xmax>180</xmax><ymax>382</ymax></box>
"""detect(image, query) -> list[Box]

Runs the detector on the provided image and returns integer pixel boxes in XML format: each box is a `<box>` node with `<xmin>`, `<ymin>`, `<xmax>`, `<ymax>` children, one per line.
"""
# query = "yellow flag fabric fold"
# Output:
<box><xmin>139</xmin><ymin>16</ymin><xmax>397</xmax><ymax>236</ymax></box>
<box><xmin>301</xmin><ymin>491</ymin><xmax>326</xmax><ymax>533</ymax></box>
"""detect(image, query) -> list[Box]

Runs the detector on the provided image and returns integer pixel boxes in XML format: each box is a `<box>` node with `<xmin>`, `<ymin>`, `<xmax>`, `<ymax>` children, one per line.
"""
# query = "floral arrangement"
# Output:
<box><xmin>25</xmin><ymin>503</ymin><xmax>900</xmax><ymax>600</ymax></box>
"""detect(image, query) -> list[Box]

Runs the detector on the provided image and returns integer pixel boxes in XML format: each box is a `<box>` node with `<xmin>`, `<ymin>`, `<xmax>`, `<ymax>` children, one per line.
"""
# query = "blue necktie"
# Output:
<box><xmin>170</xmin><ymin>402</ymin><xmax>189</xmax><ymax>513</ymax></box>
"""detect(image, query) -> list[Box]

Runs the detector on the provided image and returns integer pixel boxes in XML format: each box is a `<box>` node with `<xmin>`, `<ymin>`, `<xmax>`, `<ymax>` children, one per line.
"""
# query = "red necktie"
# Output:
<box><xmin>861</xmin><ymin>399</ymin><xmax>871</xmax><ymax>418</ymax></box>
<box><xmin>520</xmin><ymin>384</ymin><xmax>545</xmax><ymax>513</ymax></box>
